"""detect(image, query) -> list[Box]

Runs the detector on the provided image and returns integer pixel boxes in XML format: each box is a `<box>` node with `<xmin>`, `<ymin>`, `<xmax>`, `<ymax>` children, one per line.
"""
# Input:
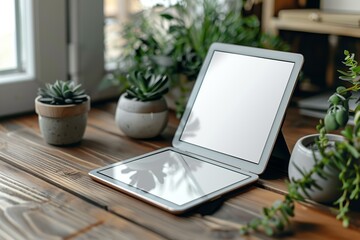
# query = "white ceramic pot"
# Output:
<box><xmin>115</xmin><ymin>94</ymin><xmax>168</xmax><ymax>139</ymax></box>
<box><xmin>35</xmin><ymin>96</ymin><xmax>90</xmax><ymax>145</ymax></box>
<box><xmin>289</xmin><ymin>134</ymin><xmax>343</xmax><ymax>203</ymax></box>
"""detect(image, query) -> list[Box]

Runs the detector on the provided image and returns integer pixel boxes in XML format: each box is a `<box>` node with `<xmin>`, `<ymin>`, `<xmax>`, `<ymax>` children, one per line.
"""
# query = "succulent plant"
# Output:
<box><xmin>38</xmin><ymin>80</ymin><xmax>88</xmax><ymax>105</ymax></box>
<box><xmin>125</xmin><ymin>68</ymin><xmax>169</xmax><ymax>101</ymax></box>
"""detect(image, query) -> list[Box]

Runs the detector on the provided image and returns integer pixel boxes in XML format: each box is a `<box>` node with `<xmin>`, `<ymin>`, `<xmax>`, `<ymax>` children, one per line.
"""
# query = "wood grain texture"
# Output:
<box><xmin>0</xmin><ymin>102</ymin><xmax>359</xmax><ymax>239</ymax></box>
<box><xmin>0</xmin><ymin>161</ymin><xmax>163</xmax><ymax>240</ymax></box>
<box><xmin>0</xmin><ymin>130</ymin><xmax>250</xmax><ymax>239</ymax></box>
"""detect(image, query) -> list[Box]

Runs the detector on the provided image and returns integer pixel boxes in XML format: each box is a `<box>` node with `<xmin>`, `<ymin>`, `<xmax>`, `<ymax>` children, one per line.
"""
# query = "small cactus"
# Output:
<box><xmin>38</xmin><ymin>80</ymin><xmax>88</xmax><ymax>105</ymax></box>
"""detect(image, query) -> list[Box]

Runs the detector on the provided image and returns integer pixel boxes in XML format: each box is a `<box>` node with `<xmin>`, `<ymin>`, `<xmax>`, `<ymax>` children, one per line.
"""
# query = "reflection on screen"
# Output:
<box><xmin>180</xmin><ymin>51</ymin><xmax>295</xmax><ymax>164</ymax></box>
<box><xmin>99</xmin><ymin>150</ymin><xmax>249</xmax><ymax>206</ymax></box>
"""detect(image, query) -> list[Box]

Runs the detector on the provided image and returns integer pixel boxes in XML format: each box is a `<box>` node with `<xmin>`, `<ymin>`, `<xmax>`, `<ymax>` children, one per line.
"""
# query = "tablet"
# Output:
<box><xmin>173</xmin><ymin>43</ymin><xmax>303</xmax><ymax>174</ymax></box>
<box><xmin>90</xmin><ymin>147</ymin><xmax>258</xmax><ymax>213</ymax></box>
<box><xmin>89</xmin><ymin>43</ymin><xmax>304</xmax><ymax>213</ymax></box>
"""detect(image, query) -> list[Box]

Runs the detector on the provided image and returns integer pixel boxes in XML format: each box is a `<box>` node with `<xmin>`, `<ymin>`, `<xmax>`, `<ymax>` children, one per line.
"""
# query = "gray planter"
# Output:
<box><xmin>115</xmin><ymin>94</ymin><xmax>168</xmax><ymax>139</ymax></box>
<box><xmin>288</xmin><ymin>134</ymin><xmax>343</xmax><ymax>203</ymax></box>
<box><xmin>35</xmin><ymin>96</ymin><xmax>90</xmax><ymax>145</ymax></box>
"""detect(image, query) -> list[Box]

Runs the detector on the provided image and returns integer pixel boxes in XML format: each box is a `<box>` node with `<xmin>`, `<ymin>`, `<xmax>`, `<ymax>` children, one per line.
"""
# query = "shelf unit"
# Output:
<box><xmin>262</xmin><ymin>0</ymin><xmax>360</xmax><ymax>37</ymax></box>
<box><xmin>262</xmin><ymin>0</ymin><xmax>360</xmax><ymax>89</ymax></box>
<box><xmin>271</xmin><ymin>19</ymin><xmax>360</xmax><ymax>38</ymax></box>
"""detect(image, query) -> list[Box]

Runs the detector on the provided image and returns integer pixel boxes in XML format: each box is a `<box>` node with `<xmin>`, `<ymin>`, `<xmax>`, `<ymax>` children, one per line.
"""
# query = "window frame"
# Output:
<box><xmin>0</xmin><ymin>0</ymin><xmax>22</xmax><ymax>74</ymax></box>
<box><xmin>0</xmin><ymin>0</ymin><xmax>67</xmax><ymax>117</ymax></box>
<box><xmin>0</xmin><ymin>0</ymin><xmax>114</xmax><ymax>117</ymax></box>
<box><xmin>68</xmin><ymin>0</ymin><xmax>108</xmax><ymax>100</ymax></box>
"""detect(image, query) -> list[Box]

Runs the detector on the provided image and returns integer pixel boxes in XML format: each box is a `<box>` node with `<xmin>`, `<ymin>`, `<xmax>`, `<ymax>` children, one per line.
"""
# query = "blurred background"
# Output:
<box><xmin>0</xmin><ymin>0</ymin><xmax>359</xmax><ymax>116</ymax></box>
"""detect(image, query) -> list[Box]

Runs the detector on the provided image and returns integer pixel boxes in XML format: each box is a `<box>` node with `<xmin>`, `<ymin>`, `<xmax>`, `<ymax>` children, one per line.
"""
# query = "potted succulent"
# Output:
<box><xmin>115</xmin><ymin>67</ymin><xmax>169</xmax><ymax>139</ymax></box>
<box><xmin>240</xmin><ymin>50</ymin><xmax>360</xmax><ymax>236</ymax></box>
<box><xmin>35</xmin><ymin>80</ymin><xmax>90</xmax><ymax>145</ymax></box>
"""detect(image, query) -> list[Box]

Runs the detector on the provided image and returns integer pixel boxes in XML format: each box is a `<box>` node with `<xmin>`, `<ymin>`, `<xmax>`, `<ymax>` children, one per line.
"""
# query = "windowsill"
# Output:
<box><xmin>0</xmin><ymin>71</ymin><xmax>35</xmax><ymax>85</ymax></box>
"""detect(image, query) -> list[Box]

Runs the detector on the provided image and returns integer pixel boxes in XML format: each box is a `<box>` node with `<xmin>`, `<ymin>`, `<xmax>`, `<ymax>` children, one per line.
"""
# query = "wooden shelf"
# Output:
<box><xmin>271</xmin><ymin>17</ymin><xmax>360</xmax><ymax>38</ymax></box>
<box><xmin>261</xmin><ymin>1</ymin><xmax>360</xmax><ymax>89</ymax></box>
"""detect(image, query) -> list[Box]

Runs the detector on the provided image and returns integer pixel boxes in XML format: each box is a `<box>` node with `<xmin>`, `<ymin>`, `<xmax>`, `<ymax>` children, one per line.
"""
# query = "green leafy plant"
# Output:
<box><xmin>125</xmin><ymin>68</ymin><xmax>169</xmax><ymax>102</ymax></box>
<box><xmin>37</xmin><ymin>80</ymin><xmax>87</xmax><ymax>105</ymax></box>
<box><xmin>241</xmin><ymin>50</ymin><xmax>360</xmax><ymax>236</ymax></box>
<box><xmin>108</xmin><ymin>0</ymin><xmax>288</xmax><ymax>117</ymax></box>
<box><xmin>161</xmin><ymin>0</ymin><xmax>289</xmax><ymax>79</ymax></box>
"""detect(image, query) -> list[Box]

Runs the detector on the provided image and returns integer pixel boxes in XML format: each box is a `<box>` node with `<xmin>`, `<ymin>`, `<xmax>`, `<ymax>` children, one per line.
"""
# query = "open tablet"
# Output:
<box><xmin>89</xmin><ymin>43</ymin><xmax>304</xmax><ymax>213</ymax></box>
<box><xmin>91</xmin><ymin>147</ymin><xmax>257</xmax><ymax>213</ymax></box>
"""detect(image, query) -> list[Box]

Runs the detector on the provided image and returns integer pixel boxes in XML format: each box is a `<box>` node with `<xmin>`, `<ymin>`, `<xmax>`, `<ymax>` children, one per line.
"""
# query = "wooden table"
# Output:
<box><xmin>0</xmin><ymin>101</ymin><xmax>359</xmax><ymax>239</ymax></box>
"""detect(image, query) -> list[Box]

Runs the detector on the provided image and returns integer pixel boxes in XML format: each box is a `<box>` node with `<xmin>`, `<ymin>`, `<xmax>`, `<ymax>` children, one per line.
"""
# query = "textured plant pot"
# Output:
<box><xmin>289</xmin><ymin>134</ymin><xmax>343</xmax><ymax>203</ymax></box>
<box><xmin>35</xmin><ymin>96</ymin><xmax>90</xmax><ymax>145</ymax></box>
<box><xmin>115</xmin><ymin>94</ymin><xmax>168</xmax><ymax>139</ymax></box>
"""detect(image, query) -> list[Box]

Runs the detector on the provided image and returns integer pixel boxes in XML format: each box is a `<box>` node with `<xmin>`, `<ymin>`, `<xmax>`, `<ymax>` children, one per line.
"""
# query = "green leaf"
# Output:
<box><xmin>239</xmin><ymin>228</ymin><xmax>248</xmax><ymax>235</ymax></box>
<box><xmin>274</xmin><ymin>218</ymin><xmax>285</xmax><ymax>231</ymax></box>
<box><xmin>293</xmin><ymin>163</ymin><xmax>307</xmax><ymax>177</ymax></box>
<box><xmin>353</xmin><ymin>66</ymin><xmax>360</xmax><ymax>73</ymax></box>
<box><xmin>63</xmin><ymin>90</ymin><xmax>72</xmax><ymax>98</ymax></box>
<box><xmin>263</xmin><ymin>207</ymin><xmax>269</xmax><ymax>216</ymax></box>
<box><xmin>160</xmin><ymin>13</ymin><xmax>174</xmax><ymax>20</ymax></box>
<box><xmin>65</xmin><ymin>99</ymin><xmax>73</xmax><ymax>104</ymax></box>
<box><xmin>339</xmin><ymin>76</ymin><xmax>355</xmax><ymax>81</ymax></box>
<box><xmin>344</xmin><ymin>142</ymin><xmax>360</xmax><ymax>158</ymax></box>
<box><xmin>335</xmin><ymin>107</ymin><xmax>349</xmax><ymax>127</ymax></box>
<box><xmin>325</xmin><ymin>112</ymin><xmax>339</xmax><ymax>131</ymax></box>
<box><xmin>264</xmin><ymin>226</ymin><xmax>274</xmax><ymax>236</ymax></box>
<box><xmin>341</xmin><ymin>126</ymin><xmax>353</xmax><ymax>140</ymax></box>
<box><xmin>51</xmin><ymin>85</ymin><xmax>61</xmax><ymax>97</ymax></box>
<box><xmin>283</xmin><ymin>204</ymin><xmax>294</xmax><ymax>217</ymax></box>
<box><xmin>72</xmin><ymin>83</ymin><xmax>83</xmax><ymax>93</ymax></box>
<box><xmin>249</xmin><ymin>218</ymin><xmax>261</xmax><ymax>228</ymax></box>
<box><xmin>337</xmin><ymin>70</ymin><xmax>352</xmax><ymax>77</ymax></box>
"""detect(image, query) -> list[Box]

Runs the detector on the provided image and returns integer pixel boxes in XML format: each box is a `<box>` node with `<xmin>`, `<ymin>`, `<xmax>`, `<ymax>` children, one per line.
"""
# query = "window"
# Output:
<box><xmin>0</xmin><ymin>0</ymin><xmax>104</xmax><ymax>117</ymax></box>
<box><xmin>103</xmin><ymin>0</ymin><xmax>180</xmax><ymax>69</ymax></box>
<box><xmin>0</xmin><ymin>0</ymin><xmax>67</xmax><ymax>117</ymax></box>
<box><xmin>0</xmin><ymin>0</ymin><xmax>182</xmax><ymax>117</ymax></box>
<box><xmin>0</xmin><ymin>0</ymin><xmax>20</xmax><ymax>74</ymax></box>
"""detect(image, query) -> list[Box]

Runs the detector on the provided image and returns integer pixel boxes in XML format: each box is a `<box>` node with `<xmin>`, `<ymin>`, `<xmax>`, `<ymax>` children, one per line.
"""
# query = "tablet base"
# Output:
<box><xmin>271</xmin><ymin>130</ymin><xmax>290</xmax><ymax>165</ymax></box>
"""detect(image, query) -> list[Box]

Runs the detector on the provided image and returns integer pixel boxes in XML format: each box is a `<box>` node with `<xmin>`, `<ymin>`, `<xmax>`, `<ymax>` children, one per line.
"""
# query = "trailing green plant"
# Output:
<box><xmin>125</xmin><ymin>68</ymin><xmax>169</xmax><ymax>102</ymax></box>
<box><xmin>240</xmin><ymin>50</ymin><xmax>360</xmax><ymax>236</ymax></box>
<box><xmin>37</xmin><ymin>80</ymin><xmax>87</xmax><ymax>105</ymax></box>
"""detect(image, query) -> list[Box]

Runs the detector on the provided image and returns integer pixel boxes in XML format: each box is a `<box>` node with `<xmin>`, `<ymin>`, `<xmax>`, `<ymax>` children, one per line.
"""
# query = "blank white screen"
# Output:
<box><xmin>100</xmin><ymin>150</ymin><xmax>248</xmax><ymax>205</ymax></box>
<box><xmin>180</xmin><ymin>51</ymin><xmax>294</xmax><ymax>163</ymax></box>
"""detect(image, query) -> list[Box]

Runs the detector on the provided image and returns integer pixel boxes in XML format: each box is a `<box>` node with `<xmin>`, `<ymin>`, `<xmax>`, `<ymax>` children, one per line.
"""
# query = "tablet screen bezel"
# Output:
<box><xmin>89</xmin><ymin>147</ymin><xmax>258</xmax><ymax>214</ymax></box>
<box><xmin>172</xmin><ymin>43</ymin><xmax>303</xmax><ymax>174</ymax></box>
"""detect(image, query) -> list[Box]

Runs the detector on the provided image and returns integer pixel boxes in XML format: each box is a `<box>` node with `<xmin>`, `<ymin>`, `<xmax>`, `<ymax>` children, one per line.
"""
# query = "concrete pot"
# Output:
<box><xmin>289</xmin><ymin>134</ymin><xmax>343</xmax><ymax>203</ymax></box>
<box><xmin>115</xmin><ymin>94</ymin><xmax>168</xmax><ymax>139</ymax></box>
<box><xmin>35</xmin><ymin>96</ymin><xmax>90</xmax><ymax>145</ymax></box>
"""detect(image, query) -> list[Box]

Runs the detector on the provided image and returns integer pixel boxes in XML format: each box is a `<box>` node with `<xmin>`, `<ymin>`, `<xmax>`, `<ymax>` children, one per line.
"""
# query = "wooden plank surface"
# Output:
<box><xmin>0</xmin><ymin>158</ymin><xmax>163</xmax><ymax>239</ymax></box>
<box><xmin>0</xmin><ymin>102</ymin><xmax>359</xmax><ymax>239</ymax></box>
